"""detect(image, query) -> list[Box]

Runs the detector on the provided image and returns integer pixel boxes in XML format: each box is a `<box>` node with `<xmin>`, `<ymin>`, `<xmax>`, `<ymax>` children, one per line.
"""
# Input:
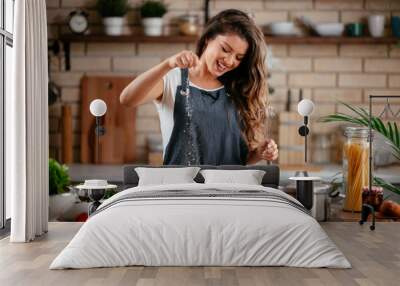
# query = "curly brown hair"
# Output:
<box><xmin>196</xmin><ymin>9</ymin><xmax>268</xmax><ymax>151</ymax></box>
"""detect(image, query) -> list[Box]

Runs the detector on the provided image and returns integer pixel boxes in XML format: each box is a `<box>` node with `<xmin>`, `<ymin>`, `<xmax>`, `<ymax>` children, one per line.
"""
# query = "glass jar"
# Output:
<box><xmin>342</xmin><ymin>127</ymin><xmax>371</xmax><ymax>212</ymax></box>
<box><xmin>179</xmin><ymin>14</ymin><xmax>199</xmax><ymax>36</ymax></box>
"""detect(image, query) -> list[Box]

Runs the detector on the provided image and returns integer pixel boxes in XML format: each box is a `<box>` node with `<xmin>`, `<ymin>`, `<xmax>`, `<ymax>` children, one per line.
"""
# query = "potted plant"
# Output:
<box><xmin>49</xmin><ymin>158</ymin><xmax>70</xmax><ymax>195</ymax></box>
<box><xmin>140</xmin><ymin>0</ymin><xmax>168</xmax><ymax>36</ymax></box>
<box><xmin>49</xmin><ymin>159</ymin><xmax>75</xmax><ymax>221</ymax></box>
<box><xmin>321</xmin><ymin>101</ymin><xmax>400</xmax><ymax>197</ymax></box>
<box><xmin>96</xmin><ymin>0</ymin><xmax>130</xmax><ymax>36</ymax></box>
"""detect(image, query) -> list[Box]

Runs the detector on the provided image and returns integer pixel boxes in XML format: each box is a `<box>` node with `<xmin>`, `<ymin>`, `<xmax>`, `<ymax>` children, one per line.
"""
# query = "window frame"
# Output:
<box><xmin>1</xmin><ymin>0</ymin><xmax>13</xmax><ymax>231</ymax></box>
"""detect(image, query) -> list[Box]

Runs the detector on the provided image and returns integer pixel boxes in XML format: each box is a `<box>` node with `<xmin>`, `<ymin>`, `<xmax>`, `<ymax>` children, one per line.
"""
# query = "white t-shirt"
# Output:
<box><xmin>153</xmin><ymin>68</ymin><xmax>224</xmax><ymax>159</ymax></box>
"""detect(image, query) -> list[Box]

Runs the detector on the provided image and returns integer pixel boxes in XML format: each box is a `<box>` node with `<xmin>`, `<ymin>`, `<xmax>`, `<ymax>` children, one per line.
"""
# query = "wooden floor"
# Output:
<box><xmin>0</xmin><ymin>222</ymin><xmax>399</xmax><ymax>286</ymax></box>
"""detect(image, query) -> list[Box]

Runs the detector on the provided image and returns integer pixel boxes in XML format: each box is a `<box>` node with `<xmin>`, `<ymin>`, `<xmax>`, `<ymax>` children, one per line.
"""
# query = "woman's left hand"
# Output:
<box><xmin>257</xmin><ymin>139</ymin><xmax>279</xmax><ymax>161</ymax></box>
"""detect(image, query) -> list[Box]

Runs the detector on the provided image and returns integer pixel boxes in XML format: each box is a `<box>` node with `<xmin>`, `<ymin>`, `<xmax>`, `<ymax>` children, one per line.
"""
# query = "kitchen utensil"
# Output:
<box><xmin>346</xmin><ymin>23</ymin><xmax>364</xmax><ymax>37</ymax></box>
<box><xmin>179</xmin><ymin>14</ymin><xmax>199</xmax><ymax>36</ymax></box>
<box><xmin>285</xmin><ymin>89</ymin><xmax>291</xmax><ymax>112</ymax></box>
<box><xmin>368</xmin><ymin>14</ymin><xmax>385</xmax><ymax>37</ymax></box>
<box><xmin>299</xmin><ymin>16</ymin><xmax>344</xmax><ymax>36</ymax></box>
<box><xmin>268</xmin><ymin>21</ymin><xmax>298</xmax><ymax>36</ymax></box>
<box><xmin>392</xmin><ymin>16</ymin><xmax>400</xmax><ymax>38</ymax></box>
<box><xmin>312</xmin><ymin>184</ymin><xmax>332</xmax><ymax>221</ymax></box>
<box><xmin>299</xmin><ymin>88</ymin><xmax>303</xmax><ymax>101</ymax></box>
<box><xmin>314</xmin><ymin>23</ymin><xmax>344</xmax><ymax>36</ymax></box>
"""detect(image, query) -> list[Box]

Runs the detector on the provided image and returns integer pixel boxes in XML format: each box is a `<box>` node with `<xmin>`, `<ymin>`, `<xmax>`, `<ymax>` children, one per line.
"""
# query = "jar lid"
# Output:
<box><xmin>344</xmin><ymin>126</ymin><xmax>371</xmax><ymax>138</ymax></box>
<box><xmin>180</xmin><ymin>14</ymin><xmax>199</xmax><ymax>22</ymax></box>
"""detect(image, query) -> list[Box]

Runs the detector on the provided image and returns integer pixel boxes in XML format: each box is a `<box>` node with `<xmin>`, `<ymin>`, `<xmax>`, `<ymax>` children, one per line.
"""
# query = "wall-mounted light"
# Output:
<box><xmin>297</xmin><ymin>99</ymin><xmax>314</xmax><ymax>163</ymax></box>
<box><xmin>89</xmin><ymin>99</ymin><xmax>107</xmax><ymax>162</ymax></box>
<box><xmin>288</xmin><ymin>99</ymin><xmax>320</xmax><ymax>211</ymax></box>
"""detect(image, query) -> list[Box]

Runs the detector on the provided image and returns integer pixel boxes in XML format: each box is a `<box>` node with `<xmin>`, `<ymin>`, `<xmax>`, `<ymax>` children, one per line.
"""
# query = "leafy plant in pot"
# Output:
<box><xmin>49</xmin><ymin>159</ymin><xmax>75</xmax><ymax>220</ymax></box>
<box><xmin>96</xmin><ymin>0</ymin><xmax>130</xmax><ymax>36</ymax></box>
<box><xmin>140</xmin><ymin>0</ymin><xmax>168</xmax><ymax>36</ymax></box>
<box><xmin>320</xmin><ymin>101</ymin><xmax>400</xmax><ymax>197</ymax></box>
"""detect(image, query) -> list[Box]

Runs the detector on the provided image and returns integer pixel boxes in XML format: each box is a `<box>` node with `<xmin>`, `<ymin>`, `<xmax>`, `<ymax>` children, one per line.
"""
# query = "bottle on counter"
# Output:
<box><xmin>342</xmin><ymin>127</ymin><xmax>372</xmax><ymax>212</ymax></box>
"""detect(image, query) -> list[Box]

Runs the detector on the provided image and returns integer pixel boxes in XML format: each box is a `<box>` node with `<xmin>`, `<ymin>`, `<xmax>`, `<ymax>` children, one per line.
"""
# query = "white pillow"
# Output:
<box><xmin>200</xmin><ymin>169</ymin><xmax>266</xmax><ymax>185</ymax></box>
<box><xmin>135</xmin><ymin>167</ymin><xmax>201</xmax><ymax>186</ymax></box>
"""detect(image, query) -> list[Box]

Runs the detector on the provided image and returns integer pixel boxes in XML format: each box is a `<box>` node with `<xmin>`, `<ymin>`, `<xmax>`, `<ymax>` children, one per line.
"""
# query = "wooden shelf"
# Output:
<box><xmin>58</xmin><ymin>34</ymin><xmax>400</xmax><ymax>70</ymax></box>
<box><xmin>60</xmin><ymin>34</ymin><xmax>399</xmax><ymax>45</ymax></box>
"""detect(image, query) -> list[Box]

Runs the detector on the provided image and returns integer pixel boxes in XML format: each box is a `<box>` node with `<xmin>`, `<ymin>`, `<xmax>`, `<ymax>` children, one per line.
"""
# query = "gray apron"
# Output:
<box><xmin>163</xmin><ymin>68</ymin><xmax>248</xmax><ymax>165</ymax></box>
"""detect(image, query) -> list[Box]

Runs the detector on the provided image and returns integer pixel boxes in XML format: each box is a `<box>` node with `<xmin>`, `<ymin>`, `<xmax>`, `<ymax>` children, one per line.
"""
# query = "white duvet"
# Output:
<box><xmin>50</xmin><ymin>183</ymin><xmax>351</xmax><ymax>269</ymax></box>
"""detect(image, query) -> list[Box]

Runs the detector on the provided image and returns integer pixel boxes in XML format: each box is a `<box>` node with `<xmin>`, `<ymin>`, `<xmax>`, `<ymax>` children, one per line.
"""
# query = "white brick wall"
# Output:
<box><xmin>289</xmin><ymin>45</ymin><xmax>337</xmax><ymax>57</ymax></box>
<box><xmin>289</xmin><ymin>11</ymin><xmax>339</xmax><ymax>23</ymax></box>
<box><xmin>264</xmin><ymin>0</ymin><xmax>313</xmax><ymax>10</ymax></box>
<box><xmin>289</xmin><ymin>73</ymin><xmax>336</xmax><ymax>87</ymax></box>
<box><xmin>339</xmin><ymin>74</ymin><xmax>387</xmax><ymax>88</ymax></box>
<box><xmin>86</xmin><ymin>43</ymin><xmax>136</xmax><ymax>56</ymax></box>
<box><xmin>215</xmin><ymin>1</ymin><xmax>264</xmax><ymax>10</ymax></box>
<box><xmin>272</xmin><ymin>58</ymin><xmax>312</xmax><ymax>72</ymax></box>
<box><xmin>315</xmin><ymin>0</ymin><xmax>363</xmax><ymax>10</ymax></box>
<box><xmin>70</xmin><ymin>56</ymin><xmax>111</xmax><ymax>71</ymax></box>
<box><xmin>52</xmin><ymin>72</ymin><xmax>84</xmax><ymax>87</ymax></box>
<box><xmin>313</xmin><ymin>88</ymin><xmax>363</xmax><ymax>103</ymax></box>
<box><xmin>61</xmin><ymin>87</ymin><xmax>80</xmax><ymax>102</ymax></box>
<box><xmin>366</xmin><ymin>0</ymin><xmax>400</xmax><ymax>10</ymax></box>
<box><xmin>365</xmin><ymin>59</ymin><xmax>400</xmax><ymax>73</ymax></box>
<box><xmin>389</xmin><ymin>75</ymin><xmax>400</xmax><ymax>87</ymax></box>
<box><xmin>112</xmin><ymin>57</ymin><xmax>162</xmax><ymax>72</ymax></box>
<box><xmin>314</xmin><ymin>58</ymin><xmax>362</xmax><ymax>72</ymax></box>
<box><xmin>340</xmin><ymin>45</ymin><xmax>388</xmax><ymax>57</ymax></box>
<box><xmin>253</xmin><ymin>11</ymin><xmax>288</xmax><ymax>26</ymax></box>
<box><xmin>47</xmin><ymin>0</ymin><xmax>400</xmax><ymax>164</ymax></box>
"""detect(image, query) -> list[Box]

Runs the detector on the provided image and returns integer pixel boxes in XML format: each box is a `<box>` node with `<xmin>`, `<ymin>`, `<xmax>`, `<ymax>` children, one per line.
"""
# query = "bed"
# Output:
<box><xmin>50</xmin><ymin>165</ymin><xmax>350</xmax><ymax>269</ymax></box>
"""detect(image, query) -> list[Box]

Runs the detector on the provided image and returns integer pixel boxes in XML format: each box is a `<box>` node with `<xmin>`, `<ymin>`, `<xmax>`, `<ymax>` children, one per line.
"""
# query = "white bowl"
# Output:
<box><xmin>75</xmin><ymin>179</ymin><xmax>117</xmax><ymax>190</ymax></box>
<box><xmin>314</xmin><ymin>23</ymin><xmax>344</xmax><ymax>36</ymax></box>
<box><xmin>268</xmin><ymin>21</ymin><xmax>297</xmax><ymax>36</ymax></box>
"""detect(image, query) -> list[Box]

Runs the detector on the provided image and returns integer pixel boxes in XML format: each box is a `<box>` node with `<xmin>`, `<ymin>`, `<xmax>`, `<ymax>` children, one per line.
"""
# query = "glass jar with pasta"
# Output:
<box><xmin>342</xmin><ymin>127</ymin><xmax>371</xmax><ymax>212</ymax></box>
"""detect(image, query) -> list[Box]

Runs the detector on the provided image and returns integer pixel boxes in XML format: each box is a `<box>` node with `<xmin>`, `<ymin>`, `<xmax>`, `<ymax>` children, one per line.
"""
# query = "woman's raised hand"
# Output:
<box><xmin>167</xmin><ymin>50</ymin><xmax>199</xmax><ymax>69</ymax></box>
<box><xmin>258</xmin><ymin>138</ymin><xmax>279</xmax><ymax>161</ymax></box>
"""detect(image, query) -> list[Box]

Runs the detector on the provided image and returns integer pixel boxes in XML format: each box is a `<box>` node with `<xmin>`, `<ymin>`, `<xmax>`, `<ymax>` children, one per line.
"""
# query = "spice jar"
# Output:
<box><xmin>179</xmin><ymin>14</ymin><xmax>199</xmax><ymax>36</ymax></box>
<box><xmin>342</xmin><ymin>127</ymin><xmax>372</xmax><ymax>212</ymax></box>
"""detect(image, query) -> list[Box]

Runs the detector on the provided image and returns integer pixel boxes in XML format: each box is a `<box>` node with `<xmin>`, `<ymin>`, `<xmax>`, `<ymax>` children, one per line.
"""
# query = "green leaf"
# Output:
<box><xmin>96</xmin><ymin>0</ymin><xmax>130</xmax><ymax>17</ymax></box>
<box><xmin>388</xmin><ymin>122</ymin><xmax>394</xmax><ymax>143</ymax></box>
<box><xmin>394</xmin><ymin>122</ymin><xmax>400</xmax><ymax>146</ymax></box>
<box><xmin>375</xmin><ymin>117</ymin><xmax>387</xmax><ymax>136</ymax></box>
<box><xmin>49</xmin><ymin>158</ymin><xmax>70</xmax><ymax>195</ymax></box>
<box><xmin>320</xmin><ymin>101</ymin><xmax>400</xmax><ymax>163</ymax></box>
<box><xmin>140</xmin><ymin>0</ymin><xmax>168</xmax><ymax>18</ymax></box>
<box><xmin>374</xmin><ymin>177</ymin><xmax>400</xmax><ymax>196</ymax></box>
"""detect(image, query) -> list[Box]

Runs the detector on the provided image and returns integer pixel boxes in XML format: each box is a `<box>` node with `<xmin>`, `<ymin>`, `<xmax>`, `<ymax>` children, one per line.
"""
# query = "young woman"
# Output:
<box><xmin>120</xmin><ymin>9</ymin><xmax>278</xmax><ymax>165</ymax></box>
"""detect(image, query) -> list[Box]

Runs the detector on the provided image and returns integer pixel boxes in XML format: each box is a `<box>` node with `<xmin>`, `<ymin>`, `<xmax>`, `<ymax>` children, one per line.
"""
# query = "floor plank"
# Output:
<box><xmin>0</xmin><ymin>222</ymin><xmax>399</xmax><ymax>286</ymax></box>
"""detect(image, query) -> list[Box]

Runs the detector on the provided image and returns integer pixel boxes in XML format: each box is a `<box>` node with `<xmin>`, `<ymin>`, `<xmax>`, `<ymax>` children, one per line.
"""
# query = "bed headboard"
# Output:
<box><xmin>123</xmin><ymin>165</ymin><xmax>280</xmax><ymax>189</ymax></box>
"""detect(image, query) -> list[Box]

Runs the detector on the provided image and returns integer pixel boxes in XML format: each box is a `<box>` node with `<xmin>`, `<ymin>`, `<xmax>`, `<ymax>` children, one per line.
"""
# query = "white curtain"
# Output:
<box><xmin>7</xmin><ymin>0</ymin><xmax>48</xmax><ymax>242</ymax></box>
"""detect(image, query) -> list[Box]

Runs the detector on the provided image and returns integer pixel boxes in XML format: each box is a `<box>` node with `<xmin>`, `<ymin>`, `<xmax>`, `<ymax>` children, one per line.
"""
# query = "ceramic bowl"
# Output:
<box><xmin>314</xmin><ymin>23</ymin><xmax>344</xmax><ymax>36</ymax></box>
<box><xmin>268</xmin><ymin>21</ymin><xmax>297</xmax><ymax>36</ymax></box>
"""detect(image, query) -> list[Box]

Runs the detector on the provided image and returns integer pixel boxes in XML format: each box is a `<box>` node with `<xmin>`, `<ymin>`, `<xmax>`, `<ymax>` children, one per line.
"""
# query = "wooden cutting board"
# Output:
<box><xmin>278</xmin><ymin>111</ymin><xmax>307</xmax><ymax>165</ymax></box>
<box><xmin>80</xmin><ymin>76</ymin><xmax>136</xmax><ymax>164</ymax></box>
